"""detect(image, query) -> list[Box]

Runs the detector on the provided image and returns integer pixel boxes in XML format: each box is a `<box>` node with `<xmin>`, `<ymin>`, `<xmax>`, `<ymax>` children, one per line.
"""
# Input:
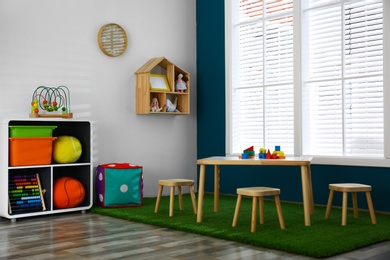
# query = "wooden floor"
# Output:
<box><xmin>0</xmin><ymin>212</ymin><xmax>389</xmax><ymax>260</ymax></box>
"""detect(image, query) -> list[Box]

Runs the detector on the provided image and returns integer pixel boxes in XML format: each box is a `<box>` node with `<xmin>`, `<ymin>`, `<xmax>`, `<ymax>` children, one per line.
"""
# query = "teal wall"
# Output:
<box><xmin>196</xmin><ymin>0</ymin><xmax>390</xmax><ymax>213</ymax></box>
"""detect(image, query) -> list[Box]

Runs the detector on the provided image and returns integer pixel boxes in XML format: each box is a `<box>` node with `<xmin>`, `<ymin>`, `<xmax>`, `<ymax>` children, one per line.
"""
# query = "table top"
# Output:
<box><xmin>197</xmin><ymin>156</ymin><xmax>313</xmax><ymax>166</ymax></box>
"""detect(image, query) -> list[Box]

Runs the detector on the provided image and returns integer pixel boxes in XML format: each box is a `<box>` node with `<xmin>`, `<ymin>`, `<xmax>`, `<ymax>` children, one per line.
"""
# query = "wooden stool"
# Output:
<box><xmin>154</xmin><ymin>179</ymin><xmax>197</xmax><ymax>217</ymax></box>
<box><xmin>232</xmin><ymin>187</ymin><xmax>285</xmax><ymax>232</ymax></box>
<box><xmin>325</xmin><ymin>183</ymin><xmax>376</xmax><ymax>226</ymax></box>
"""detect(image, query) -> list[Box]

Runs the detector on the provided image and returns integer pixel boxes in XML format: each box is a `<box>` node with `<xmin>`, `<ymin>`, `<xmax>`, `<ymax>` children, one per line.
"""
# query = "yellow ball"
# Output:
<box><xmin>53</xmin><ymin>136</ymin><xmax>82</xmax><ymax>164</ymax></box>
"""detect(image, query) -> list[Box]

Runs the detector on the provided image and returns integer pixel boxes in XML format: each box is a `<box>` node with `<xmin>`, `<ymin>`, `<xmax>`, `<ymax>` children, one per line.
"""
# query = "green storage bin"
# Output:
<box><xmin>9</xmin><ymin>125</ymin><xmax>57</xmax><ymax>137</ymax></box>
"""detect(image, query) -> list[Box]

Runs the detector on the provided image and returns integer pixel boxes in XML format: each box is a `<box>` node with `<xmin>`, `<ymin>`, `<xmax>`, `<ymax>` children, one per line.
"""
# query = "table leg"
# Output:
<box><xmin>301</xmin><ymin>165</ymin><xmax>311</xmax><ymax>226</ymax></box>
<box><xmin>197</xmin><ymin>164</ymin><xmax>206</xmax><ymax>223</ymax></box>
<box><xmin>307</xmin><ymin>165</ymin><xmax>314</xmax><ymax>215</ymax></box>
<box><xmin>214</xmin><ymin>165</ymin><xmax>220</xmax><ymax>212</ymax></box>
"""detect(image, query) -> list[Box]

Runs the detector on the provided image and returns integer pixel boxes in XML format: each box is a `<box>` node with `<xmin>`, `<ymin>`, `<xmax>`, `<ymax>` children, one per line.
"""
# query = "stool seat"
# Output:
<box><xmin>154</xmin><ymin>179</ymin><xmax>197</xmax><ymax>217</ymax></box>
<box><xmin>329</xmin><ymin>183</ymin><xmax>372</xmax><ymax>192</ymax></box>
<box><xmin>158</xmin><ymin>179</ymin><xmax>195</xmax><ymax>187</ymax></box>
<box><xmin>325</xmin><ymin>183</ymin><xmax>376</xmax><ymax>226</ymax></box>
<box><xmin>237</xmin><ymin>187</ymin><xmax>281</xmax><ymax>197</ymax></box>
<box><xmin>232</xmin><ymin>187</ymin><xmax>285</xmax><ymax>232</ymax></box>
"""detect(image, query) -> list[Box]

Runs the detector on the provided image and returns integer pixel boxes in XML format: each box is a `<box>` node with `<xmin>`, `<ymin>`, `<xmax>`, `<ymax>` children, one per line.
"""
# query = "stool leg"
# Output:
<box><xmin>274</xmin><ymin>195</ymin><xmax>285</xmax><ymax>229</ymax></box>
<box><xmin>154</xmin><ymin>185</ymin><xmax>163</xmax><ymax>213</ymax></box>
<box><xmin>352</xmin><ymin>192</ymin><xmax>358</xmax><ymax>219</ymax></box>
<box><xmin>342</xmin><ymin>192</ymin><xmax>348</xmax><ymax>226</ymax></box>
<box><xmin>232</xmin><ymin>194</ymin><xmax>242</xmax><ymax>227</ymax></box>
<box><xmin>189</xmin><ymin>185</ymin><xmax>197</xmax><ymax>214</ymax></box>
<box><xmin>365</xmin><ymin>191</ymin><xmax>377</xmax><ymax>224</ymax></box>
<box><xmin>325</xmin><ymin>189</ymin><xmax>334</xmax><ymax>220</ymax></box>
<box><xmin>251</xmin><ymin>196</ymin><xmax>257</xmax><ymax>233</ymax></box>
<box><xmin>169</xmin><ymin>186</ymin><xmax>175</xmax><ymax>217</ymax></box>
<box><xmin>178</xmin><ymin>186</ymin><xmax>183</xmax><ymax>210</ymax></box>
<box><xmin>259</xmin><ymin>196</ymin><xmax>264</xmax><ymax>225</ymax></box>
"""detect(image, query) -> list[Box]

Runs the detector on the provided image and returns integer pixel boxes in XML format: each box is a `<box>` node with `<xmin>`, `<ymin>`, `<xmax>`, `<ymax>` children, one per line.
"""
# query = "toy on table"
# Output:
<box><xmin>239</xmin><ymin>146</ymin><xmax>255</xmax><ymax>159</ymax></box>
<box><xmin>30</xmin><ymin>85</ymin><xmax>73</xmax><ymax>118</ymax></box>
<box><xmin>272</xmin><ymin>146</ymin><xmax>286</xmax><ymax>159</ymax></box>
<box><xmin>259</xmin><ymin>148</ymin><xmax>267</xmax><ymax>159</ymax></box>
<box><xmin>238</xmin><ymin>146</ymin><xmax>286</xmax><ymax>159</ymax></box>
<box><xmin>175</xmin><ymin>73</ymin><xmax>187</xmax><ymax>93</ymax></box>
<box><xmin>259</xmin><ymin>146</ymin><xmax>286</xmax><ymax>159</ymax></box>
<box><xmin>150</xmin><ymin>97</ymin><xmax>163</xmax><ymax>112</ymax></box>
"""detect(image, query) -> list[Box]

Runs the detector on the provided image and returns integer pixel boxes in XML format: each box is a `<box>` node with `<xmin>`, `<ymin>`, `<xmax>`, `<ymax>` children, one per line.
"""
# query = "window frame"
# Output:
<box><xmin>225</xmin><ymin>0</ymin><xmax>390</xmax><ymax>167</ymax></box>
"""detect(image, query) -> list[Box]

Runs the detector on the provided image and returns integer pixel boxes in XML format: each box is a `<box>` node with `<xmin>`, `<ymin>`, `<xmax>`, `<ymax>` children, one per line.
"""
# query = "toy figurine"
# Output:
<box><xmin>166</xmin><ymin>96</ymin><xmax>180</xmax><ymax>112</ymax></box>
<box><xmin>175</xmin><ymin>74</ymin><xmax>187</xmax><ymax>93</ymax></box>
<box><xmin>150</xmin><ymin>97</ymin><xmax>162</xmax><ymax>112</ymax></box>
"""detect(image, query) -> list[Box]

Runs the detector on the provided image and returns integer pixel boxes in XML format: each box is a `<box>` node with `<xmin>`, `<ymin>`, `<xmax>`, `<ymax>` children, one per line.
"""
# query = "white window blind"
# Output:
<box><xmin>230</xmin><ymin>0</ymin><xmax>294</xmax><ymax>154</ymax></box>
<box><xmin>227</xmin><ymin>0</ymin><xmax>385</xmax><ymax>160</ymax></box>
<box><xmin>302</xmin><ymin>0</ymin><xmax>383</xmax><ymax>156</ymax></box>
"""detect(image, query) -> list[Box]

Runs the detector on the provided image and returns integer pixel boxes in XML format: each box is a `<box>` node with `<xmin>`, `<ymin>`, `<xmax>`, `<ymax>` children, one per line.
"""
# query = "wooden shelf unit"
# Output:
<box><xmin>0</xmin><ymin>119</ymin><xmax>93</xmax><ymax>222</ymax></box>
<box><xmin>135</xmin><ymin>57</ymin><xmax>190</xmax><ymax>115</ymax></box>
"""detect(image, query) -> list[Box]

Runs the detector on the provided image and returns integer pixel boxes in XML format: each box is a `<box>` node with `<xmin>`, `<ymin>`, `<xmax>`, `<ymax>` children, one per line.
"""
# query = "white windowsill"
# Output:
<box><xmin>226</xmin><ymin>153</ymin><xmax>390</xmax><ymax>168</ymax></box>
<box><xmin>311</xmin><ymin>156</ymin><xmax>390</xmax><ymax>168</ymax></box>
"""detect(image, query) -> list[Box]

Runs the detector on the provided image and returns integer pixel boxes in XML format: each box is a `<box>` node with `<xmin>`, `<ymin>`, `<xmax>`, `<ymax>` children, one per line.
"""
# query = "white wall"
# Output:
<box><xmin>0</xmin><ymin>0</ymin><xmax>197</xmax><ymax>197</ymax></box>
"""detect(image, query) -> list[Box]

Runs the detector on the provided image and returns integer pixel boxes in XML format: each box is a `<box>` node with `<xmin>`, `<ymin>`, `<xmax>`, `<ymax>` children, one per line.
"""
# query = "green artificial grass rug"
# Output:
<box><xmin>89</xmin><ymin>193</ymin><xmax>390</xmax><ymax>258</ymax></box>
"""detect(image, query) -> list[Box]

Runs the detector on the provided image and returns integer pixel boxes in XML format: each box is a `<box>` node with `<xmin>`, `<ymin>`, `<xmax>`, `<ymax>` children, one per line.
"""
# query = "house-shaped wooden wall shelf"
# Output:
<box><xmin>135</xmin><ymin>57</ymin><xmax>190</xmax><ymax>115</ymax></box>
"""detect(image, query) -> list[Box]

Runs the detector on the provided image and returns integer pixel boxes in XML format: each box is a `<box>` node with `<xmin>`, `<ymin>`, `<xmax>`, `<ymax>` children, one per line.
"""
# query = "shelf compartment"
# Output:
<box><xmin>8</xmin><ymin>168</ymin><xmax>51</xmax><ymax>214</ymax></box>
<box><xmin>53</xmin><ymin>165</ymin><xmax>92</xmax><ymax>209</ymax></box>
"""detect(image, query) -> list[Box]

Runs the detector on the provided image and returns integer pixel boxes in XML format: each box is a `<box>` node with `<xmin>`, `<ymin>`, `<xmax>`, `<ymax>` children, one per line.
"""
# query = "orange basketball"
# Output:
<box><xmin>53</xmin><ymin>177</ymin><xmax>85</xmax><ymax>209</ymax></box>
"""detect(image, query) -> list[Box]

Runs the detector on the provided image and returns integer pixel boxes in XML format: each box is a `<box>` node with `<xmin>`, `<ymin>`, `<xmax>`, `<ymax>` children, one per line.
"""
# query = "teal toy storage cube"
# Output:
<box><xmin>96</xmin><ymin>163</ymin><xmax>143</xmax><ymax>207</ymax></box>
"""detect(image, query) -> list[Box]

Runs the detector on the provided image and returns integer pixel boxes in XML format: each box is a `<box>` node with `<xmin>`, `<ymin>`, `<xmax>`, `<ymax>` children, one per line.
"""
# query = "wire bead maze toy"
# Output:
<box><xmin>29</xmin><ymin>86</ymin><xmax>73</xmax><ymax>118</ymax></box>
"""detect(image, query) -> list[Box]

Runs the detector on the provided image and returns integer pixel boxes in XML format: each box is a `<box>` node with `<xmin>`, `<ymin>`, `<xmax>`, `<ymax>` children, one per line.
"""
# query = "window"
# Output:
<box><xmin>227</xmin><ymin>0</ymin><xmax>295</xmax><ymax>155</ymax></box>
<box><xmin>226</xmin><ymin>0</ymin><xmax>388</xmax><ymax>165</ymax></box>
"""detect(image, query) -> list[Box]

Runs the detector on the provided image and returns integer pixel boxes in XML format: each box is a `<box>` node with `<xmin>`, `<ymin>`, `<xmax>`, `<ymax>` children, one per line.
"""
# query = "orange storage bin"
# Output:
<box><xmin>9</xmin><ymin>137</ymin><xmax>57</xmax><ymax>166</ymax></box>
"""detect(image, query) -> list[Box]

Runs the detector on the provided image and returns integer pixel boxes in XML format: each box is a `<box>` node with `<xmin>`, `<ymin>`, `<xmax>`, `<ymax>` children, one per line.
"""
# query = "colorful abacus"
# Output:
<box><xmin>8</xmin><ymin>174</ymin><xmax>46</xmax><ymax>214</ymax></box>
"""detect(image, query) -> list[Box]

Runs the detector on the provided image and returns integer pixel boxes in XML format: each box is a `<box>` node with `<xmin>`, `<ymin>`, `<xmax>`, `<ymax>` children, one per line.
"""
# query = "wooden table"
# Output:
<box><xmin>196</xmin><ymin>156</ymin><xmax>314</xmax><ymax>226</ymax></box>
